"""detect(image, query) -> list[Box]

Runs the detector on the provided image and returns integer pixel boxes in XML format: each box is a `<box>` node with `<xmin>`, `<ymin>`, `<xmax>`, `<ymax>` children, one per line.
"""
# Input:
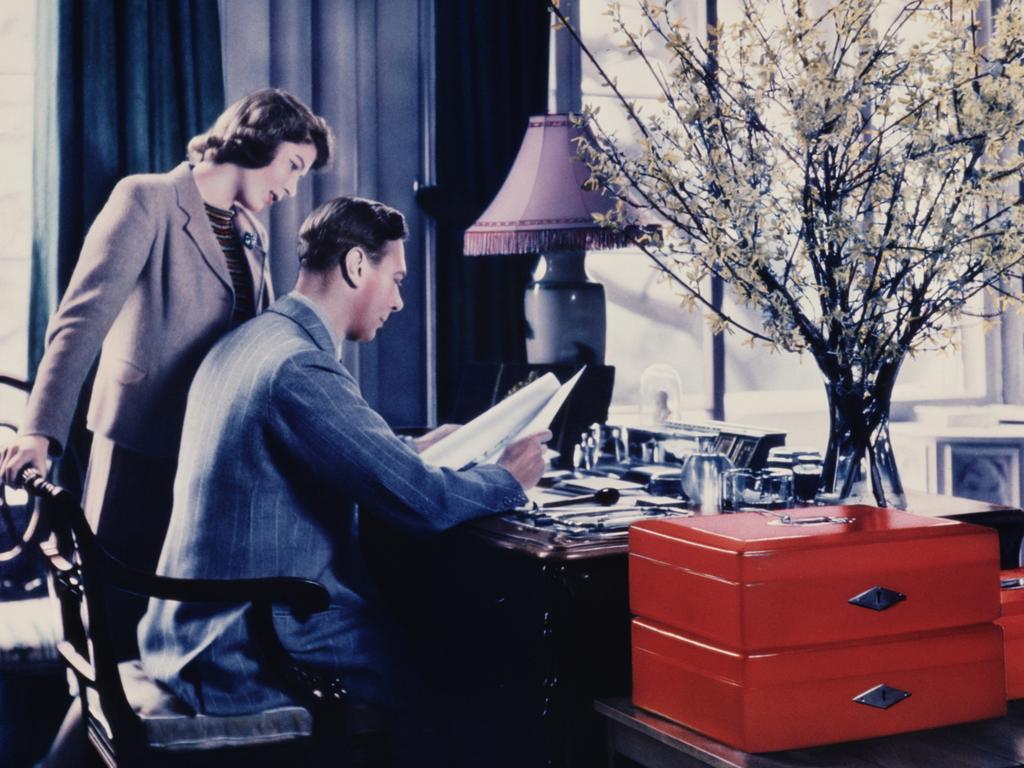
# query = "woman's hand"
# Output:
<box><xmin>0</xmin><ymin>434</ymin><xmax>50</xmax><ymax>486</ymax></box>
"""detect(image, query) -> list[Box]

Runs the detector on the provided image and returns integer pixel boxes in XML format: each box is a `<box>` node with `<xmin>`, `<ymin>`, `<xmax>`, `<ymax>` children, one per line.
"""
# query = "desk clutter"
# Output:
<box><xmin>510</xmin><ymin>418</ymin><xmax>795</xmax><ymax>541</ymax></box>
<box><xmin>521</xmin><ymin>480</ymin><xmax>690</xmax><ymax>538</ymax></box>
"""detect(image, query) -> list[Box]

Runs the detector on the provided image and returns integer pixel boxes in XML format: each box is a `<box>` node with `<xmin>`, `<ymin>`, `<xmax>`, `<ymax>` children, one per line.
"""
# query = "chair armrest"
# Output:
<box><xmin>106</xmin><ymin>569</ymin><xmax>330</xmax><ymax>615</ymax></box>
<box><xmin>0</xmin><ymin>374</ymin><xmax>31</xmax><ymax>393</ymax></box>
<box><xmin>20</xmin><ymin>468</ymin><xmax>329</xmax><ymax>616</ymax></box>
<box><xmin>17</xmin><ymin>469</ymin><xmax>341</xmax><ymax>715</ymax></box>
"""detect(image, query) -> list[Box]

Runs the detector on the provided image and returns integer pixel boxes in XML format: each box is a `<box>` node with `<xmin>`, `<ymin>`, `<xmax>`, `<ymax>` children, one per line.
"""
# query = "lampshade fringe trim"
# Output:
<box><xmin>463</xmin><ymin>228</ymin><xmax>634</xmax><ymax>255</ymax></box>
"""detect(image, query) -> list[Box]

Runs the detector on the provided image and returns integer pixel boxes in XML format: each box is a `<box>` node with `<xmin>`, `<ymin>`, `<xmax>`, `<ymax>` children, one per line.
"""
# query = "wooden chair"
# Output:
<box><xmin>16</xmin><ymin>467</ymin><xmax>344</xmax><ymax>767</ymax></box>
<box><xmin>0</xmin><ymin>374</ymin><xmax>72</xmax><ymax>767</ymax></box>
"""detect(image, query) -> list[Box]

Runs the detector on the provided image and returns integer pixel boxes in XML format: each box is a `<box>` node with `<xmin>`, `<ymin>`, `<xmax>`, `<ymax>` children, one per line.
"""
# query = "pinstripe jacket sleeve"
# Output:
<box><xmin>266</xmin><ymin>342</ymin><xmax>526</xmax><ymax>535</ymax></box>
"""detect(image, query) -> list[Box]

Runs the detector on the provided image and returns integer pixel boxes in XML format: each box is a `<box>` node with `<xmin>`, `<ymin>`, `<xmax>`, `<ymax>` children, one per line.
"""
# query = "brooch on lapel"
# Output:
<box><xmin>242</xmin><ymin>232</ymin><xmax>257</xmax><ymax>249</ymax></box>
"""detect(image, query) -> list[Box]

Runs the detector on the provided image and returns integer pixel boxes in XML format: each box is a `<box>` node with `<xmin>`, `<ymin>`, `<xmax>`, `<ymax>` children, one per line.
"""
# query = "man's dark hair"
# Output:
<box><xmin>188</xmin><ymin>88</ymin><xmax>333</xmax><ymax>170</ymax></box>
<box><xmin>298</xmin><ymin>197</ymin><xmax>407</xmax><ymax>285</ymax></box>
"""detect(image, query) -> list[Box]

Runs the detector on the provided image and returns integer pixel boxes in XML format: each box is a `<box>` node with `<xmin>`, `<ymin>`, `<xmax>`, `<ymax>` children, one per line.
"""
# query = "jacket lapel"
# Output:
<box><xmin>171</xmin><ymin>162</ymin><xmax>233</xmax><ymax>294</ymax></box>
<box><xmin>234</xmin><ymin>204</ymin><xmax>274</xmax><ymax>310</ymax></box>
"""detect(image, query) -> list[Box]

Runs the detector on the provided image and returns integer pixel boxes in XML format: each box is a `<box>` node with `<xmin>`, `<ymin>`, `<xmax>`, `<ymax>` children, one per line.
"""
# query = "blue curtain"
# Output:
<box><xmin>30</xmin><ymin>0</ymin><xmax>224</xmax><ymax>489</ymax></box>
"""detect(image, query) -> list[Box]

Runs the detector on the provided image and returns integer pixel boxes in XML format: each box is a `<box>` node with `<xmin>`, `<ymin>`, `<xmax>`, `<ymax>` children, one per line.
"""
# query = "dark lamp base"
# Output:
<box><xmin>524</xmin><ymin>251</ymin><xmax>606</xmax><ymax>366</ymax></box>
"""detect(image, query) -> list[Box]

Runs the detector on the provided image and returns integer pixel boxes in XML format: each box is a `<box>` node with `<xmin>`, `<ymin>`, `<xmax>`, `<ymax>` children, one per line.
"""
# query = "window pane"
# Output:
<box><xmin>589</xmin><ymin>249</ymin><xmax>706</xmax><ymax>415</ymax></box>
<box><xmin>582</xmin><ymin>2</ymin><xmax>709</xmax><ymax>418</ymax></box>
<box><xmin>581</xmin><ymin>0</ymin><xmax>706</xmax><ymax>99</ymax></box>
<box><xmin>0</xmin><ymin>3</ymin><xmax>34</xmax><ymax>382</ymax></box>
<box><xmin>0</xmin><ymin>6</ymin><xmax>34</xmax><ymax>74</ymax></box>
<box><xmin>582</xmin><ymin>0</ymin><xmax>991</xmax><ymax>434</ymax></box>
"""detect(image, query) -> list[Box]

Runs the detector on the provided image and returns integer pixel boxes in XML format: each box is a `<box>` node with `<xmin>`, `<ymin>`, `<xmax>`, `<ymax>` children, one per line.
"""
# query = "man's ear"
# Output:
<box><xmin>343</xmin><ymin>247</ymin><xmax>365</xmax><ymax>287</ymax></box>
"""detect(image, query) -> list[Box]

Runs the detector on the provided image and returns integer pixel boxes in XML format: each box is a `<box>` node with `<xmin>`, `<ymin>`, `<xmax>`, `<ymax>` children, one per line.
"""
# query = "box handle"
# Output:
<box><xmin>853</xmin><ymin>684</ymin><xmax>911</xmax><ymax>709</ymax></box>
<box><xmin>763</xmin><ymin>512</ymin><xmax>854</xmax><ymax>526</ymax></box>
<box><xmin>848</xmin><ymin>585</ymin><xmax>906</xmax><ymax>611</ymax></box>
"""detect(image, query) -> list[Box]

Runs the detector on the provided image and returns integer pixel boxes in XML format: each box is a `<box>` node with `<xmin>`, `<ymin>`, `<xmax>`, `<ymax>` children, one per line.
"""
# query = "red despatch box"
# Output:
<box><xmin>998</xmin><ymin>567</ymin><xmax>1024</xmax><ymax>700</ymax></box>
<box><xmin>630</xmin><ymin>505</ymin><xmax>1000</xmax><ymax>651</ymax></box>
<box><xmin>632</xmin><ymin>618</ymin><xmax>1006</xmax><ymax>753</ymax></box>
<box><xmin>629</xmin><ymin>506</ymin><xmax>1006</xmax><ymax>752</ymax></box>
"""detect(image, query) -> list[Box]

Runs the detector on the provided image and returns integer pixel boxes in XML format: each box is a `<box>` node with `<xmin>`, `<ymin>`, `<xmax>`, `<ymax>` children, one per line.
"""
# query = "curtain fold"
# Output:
<box><xmin>30</xmin><ymin>0</ymin><xmax>224</xmax><ymax>491</ymax></box>
<box><xmin>429</xmin><ymin>0</ymin><xmax>550</xmax><ymax>420</ymax></box>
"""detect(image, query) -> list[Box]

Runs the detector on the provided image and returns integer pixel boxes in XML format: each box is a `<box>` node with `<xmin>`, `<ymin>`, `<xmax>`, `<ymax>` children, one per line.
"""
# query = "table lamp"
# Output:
<box><xmin>463</xmin><ymin>114</ymin><xmax>635</xmax><ymax>365</ymax></box>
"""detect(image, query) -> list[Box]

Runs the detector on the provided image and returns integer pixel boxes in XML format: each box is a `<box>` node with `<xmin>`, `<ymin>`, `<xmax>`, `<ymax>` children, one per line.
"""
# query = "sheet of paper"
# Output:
<box><xmin>516</xmin><ymin>368</ymin><xmax>585</xmax><ymax>441</ymax></box>
<box><xmin>419</xmin><ymin>373</ymin><xmax>561</xmax><ymax>469</ymax></box>
<box><xmin>478</xmin><ymin>367</ymin><xmax>587</xmax><ymax>465</ymax></box>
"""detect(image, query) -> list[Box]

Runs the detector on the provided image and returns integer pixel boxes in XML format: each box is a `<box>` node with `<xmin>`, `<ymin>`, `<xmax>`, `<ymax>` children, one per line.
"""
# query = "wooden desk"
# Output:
<box><xmin>365</xmin><ymin>491</ymin><xmax>1023</xmax><ymax>767</ymax></box>
<box><xmin>597</xmin><ymin>698</ymin><xmax>1024</xmax><ymax>768</ymax></box>
<box><xmin>902</xmin><ymin>489</ymin><xmax>1024</xmax><ymax>569</ymax></box>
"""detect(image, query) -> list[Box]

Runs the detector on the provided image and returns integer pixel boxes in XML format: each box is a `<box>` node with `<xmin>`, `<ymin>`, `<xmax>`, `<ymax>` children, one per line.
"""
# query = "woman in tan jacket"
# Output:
<box><xmin>0</xmin><ymin>87</ymin><xmax>333</xmax><ymax>659</ymax></box>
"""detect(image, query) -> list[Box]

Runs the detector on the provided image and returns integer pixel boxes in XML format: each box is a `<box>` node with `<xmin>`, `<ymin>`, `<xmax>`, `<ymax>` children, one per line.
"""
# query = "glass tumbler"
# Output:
<box><xmin>722</xmin><ymin>468</ymin><xmax>795</xmax><ymax>511</ymax></box>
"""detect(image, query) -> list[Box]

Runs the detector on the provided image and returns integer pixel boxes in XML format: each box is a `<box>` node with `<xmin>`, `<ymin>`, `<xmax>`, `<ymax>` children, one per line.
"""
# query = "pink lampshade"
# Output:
<box><xmin>463</xmin><ymin>114</ymin><xmax>634</xmax><ymax>255</ymax></box>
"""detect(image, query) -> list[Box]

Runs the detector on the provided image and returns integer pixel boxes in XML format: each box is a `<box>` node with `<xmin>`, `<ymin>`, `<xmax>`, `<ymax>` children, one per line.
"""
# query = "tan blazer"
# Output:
<box><xmin>23</xmin><ymin>162</ymin><xmax>273</xmax><ymax>458</ymax></box>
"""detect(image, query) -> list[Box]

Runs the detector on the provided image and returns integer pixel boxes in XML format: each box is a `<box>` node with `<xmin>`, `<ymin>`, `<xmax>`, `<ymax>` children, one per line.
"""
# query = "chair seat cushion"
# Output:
<box><xmin>0</xmin><ymin>596</ymin><xmax>60</xmax><ymax>669</ymax></box>
<box><xmin>118</xmin><ymin>660</ymin><xmax>313</xmax><ymax>752</ymax></box>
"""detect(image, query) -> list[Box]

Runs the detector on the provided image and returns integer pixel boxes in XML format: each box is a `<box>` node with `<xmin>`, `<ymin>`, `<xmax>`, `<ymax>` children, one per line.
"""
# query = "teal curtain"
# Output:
<box><xmin>30</xmin><ymin>0</ymin><xmax>224</xmax><ymax>489</ymax></box>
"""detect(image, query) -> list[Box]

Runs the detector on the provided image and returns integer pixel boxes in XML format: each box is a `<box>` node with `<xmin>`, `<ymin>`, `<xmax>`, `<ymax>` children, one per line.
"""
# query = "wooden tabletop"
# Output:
<box><xmin>902</xmin><ymin>489</ymin><xmax>1018</xmax><ymax>519</ymax></box>
<box><xmin>596</xmin><ymin>698</ymin><xmax>1024</xmax><ymax>768</ymax></box>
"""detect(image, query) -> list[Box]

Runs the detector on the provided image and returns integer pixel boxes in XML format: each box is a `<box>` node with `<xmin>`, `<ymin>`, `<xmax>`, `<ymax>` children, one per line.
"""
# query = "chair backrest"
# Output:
<box><xmin>25</xmin><ymin>469</ymin><xmax>143</xmax><ymax>759</ymax></box>
<box><xmin>16</xmin><ymin>468</ymin><xmax>332</xmax><ymax>765</ymax></box>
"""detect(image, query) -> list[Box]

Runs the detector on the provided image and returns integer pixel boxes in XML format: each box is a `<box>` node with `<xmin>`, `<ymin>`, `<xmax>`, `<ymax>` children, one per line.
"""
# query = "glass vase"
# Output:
<box><xmin>816</xmin><ymin>379</ymin><xmax>906</xmax><ymax>509</ymax></box>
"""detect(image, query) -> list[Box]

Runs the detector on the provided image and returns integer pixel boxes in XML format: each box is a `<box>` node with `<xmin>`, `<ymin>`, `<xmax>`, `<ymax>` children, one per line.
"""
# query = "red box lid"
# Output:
<box><xmin>631</xmin><ymin>505</ymin><xmax>995</xmax><ymax>581</ymax></box>
<box><xmin>633</xmin><ymin>505</ymin><xmax>977</xmax><ymax>551</ymax></box>
<box><xmin>630</xmin><ymin>505</ymin><xmax>1000</xmax><ymax>650</ymax></box>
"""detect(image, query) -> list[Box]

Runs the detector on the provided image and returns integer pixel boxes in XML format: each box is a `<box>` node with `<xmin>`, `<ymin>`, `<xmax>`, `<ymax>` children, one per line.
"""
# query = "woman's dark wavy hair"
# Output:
<box><xmin>298</xmin><ymin>197</ymin><xmax>407</xmax><ymax>286</ymax></box>
<box><xmin>188</xmin><ymin>88</ymin><xmax>333</xmax><ymax>170</ymax></box>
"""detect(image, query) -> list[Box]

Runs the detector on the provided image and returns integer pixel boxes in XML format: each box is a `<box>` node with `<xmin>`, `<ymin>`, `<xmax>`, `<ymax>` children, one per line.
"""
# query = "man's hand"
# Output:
<box><xmin>497</xmin><ymin>430</ymin><xmax>552</xmax><ymax>491</ymax></box>
<box><xmin>411</xmin><ymin>423</ymin><xmax>461</xmax><ymax>454</ymax></box>
<box><xmin>0</xmin><ymin>434</ymin><xmax>50</xmax><ymax>486</ymax></box>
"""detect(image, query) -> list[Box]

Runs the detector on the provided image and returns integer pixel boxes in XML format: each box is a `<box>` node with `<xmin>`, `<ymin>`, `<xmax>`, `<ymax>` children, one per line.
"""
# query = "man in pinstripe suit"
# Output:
<box><xmin>139</xmin><ymin>197</ymin><xmax>548</xmax><ymax>730</ymax></box>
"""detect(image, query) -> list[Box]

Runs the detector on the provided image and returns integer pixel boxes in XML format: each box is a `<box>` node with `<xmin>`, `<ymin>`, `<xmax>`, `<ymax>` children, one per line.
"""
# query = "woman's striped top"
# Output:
<box><xmin>204</xmin><ymin>203</ymin><xmax>256</xmax><ymax>326</ymax></box>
